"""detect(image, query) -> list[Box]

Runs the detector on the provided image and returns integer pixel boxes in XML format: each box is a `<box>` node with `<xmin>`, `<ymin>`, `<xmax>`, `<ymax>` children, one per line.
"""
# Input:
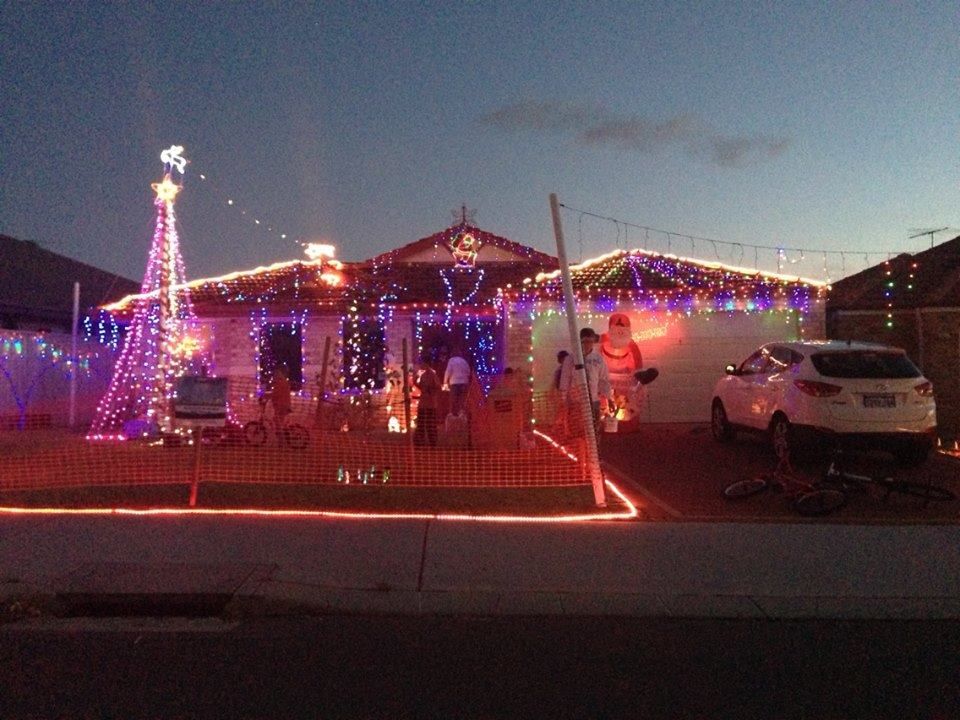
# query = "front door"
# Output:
<box><xmin>416</xmin><ymin>318</ymin><xmax>503</xmax><ymax>383</ymax></box>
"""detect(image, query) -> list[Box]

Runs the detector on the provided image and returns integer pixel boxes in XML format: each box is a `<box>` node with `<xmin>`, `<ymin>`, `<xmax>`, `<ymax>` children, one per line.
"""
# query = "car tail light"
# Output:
<box><xmin>793</xmin><ymin>379</ymin><xmax>842</xmax><ymax>397</ymax></box>
<box><xmin>914</xmin><ymin>381</ymin><xmax>934</xmax><ymax>397</ymax></box>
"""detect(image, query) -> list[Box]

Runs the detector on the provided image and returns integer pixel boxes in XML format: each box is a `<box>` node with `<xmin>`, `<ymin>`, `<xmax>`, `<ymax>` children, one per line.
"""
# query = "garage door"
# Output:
<box><xmin>529</xmin><ymin>308</ymin><xmax>821</xmax><ymax>423</ymax></box>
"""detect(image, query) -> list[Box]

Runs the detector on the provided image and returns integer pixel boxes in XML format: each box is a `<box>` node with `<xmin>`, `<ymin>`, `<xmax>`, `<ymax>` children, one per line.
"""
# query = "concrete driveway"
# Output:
<box><xmin>600</xmin><ymin>423</ymin><xmax>960</xmax><ymax>523</ymax></box>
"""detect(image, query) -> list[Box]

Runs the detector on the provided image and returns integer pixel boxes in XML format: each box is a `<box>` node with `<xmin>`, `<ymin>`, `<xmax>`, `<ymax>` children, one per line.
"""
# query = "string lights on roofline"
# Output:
<box><xmin>558</xmin><ymin>203</ymin><xmax>947</xmax><ymax>282</ymax></box>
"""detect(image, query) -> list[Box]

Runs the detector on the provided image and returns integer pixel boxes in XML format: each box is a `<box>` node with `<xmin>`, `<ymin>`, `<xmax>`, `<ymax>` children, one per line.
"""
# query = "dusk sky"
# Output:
<box><xmin>2</xmin><ymin>2</ymin><xmax>958</xmax><ymax>283</ymax></box>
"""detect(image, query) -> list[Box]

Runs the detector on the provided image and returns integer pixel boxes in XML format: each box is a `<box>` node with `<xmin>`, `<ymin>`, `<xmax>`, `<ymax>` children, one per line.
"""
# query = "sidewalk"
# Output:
<box><xmin>3</xmin><ymin>513</ymin><xmax>960</xmax><ymax>621</ymax></box>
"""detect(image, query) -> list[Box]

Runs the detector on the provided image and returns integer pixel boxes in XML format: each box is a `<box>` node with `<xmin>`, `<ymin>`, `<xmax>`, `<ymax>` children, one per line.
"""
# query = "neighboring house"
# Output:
<box><xmin>0</xmin><ymin>234</ymin><xmax>139</xmax><ymax>332</ymax></box>
<box><xmin>827</xmin><ymin>235</ymin><xmax>960</xmax><ymax>443</ymax></box>
<box><xmin>0</xmin><ymin>234</ymin><xmax>140</xmax><ymax>428</ymax></box>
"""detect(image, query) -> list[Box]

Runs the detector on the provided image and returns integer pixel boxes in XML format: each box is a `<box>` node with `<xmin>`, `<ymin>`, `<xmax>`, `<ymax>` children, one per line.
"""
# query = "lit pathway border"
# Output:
<box><xmin>0</xmin><ymin>477</ymin><xmax>636</xmax><ymax>523</ymax></box>
<box><xmin>0</xmin><ymin>432</ymin><xmax>639</xmax><ymax>523</ymax></box>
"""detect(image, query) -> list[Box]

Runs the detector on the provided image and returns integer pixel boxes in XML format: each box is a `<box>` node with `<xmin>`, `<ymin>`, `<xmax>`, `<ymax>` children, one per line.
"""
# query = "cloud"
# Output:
<box><xmin>707</xmin><ymin>135</ymin><xmax>792</xmax><ymax>168</ymax></box>
<box><xmin>577</xmin><ymin>114</ymin><xmax>699</xmax><ymax>152</ymax></box>
<box><xmin>479</xmin><ymin>101</ymin><xmax>603</xmax><ymax>132</ymax></box>
<box><xmin>479</xmin><ymin>100</ymin><xmax>790</xmax><ymax>168</ymax></box>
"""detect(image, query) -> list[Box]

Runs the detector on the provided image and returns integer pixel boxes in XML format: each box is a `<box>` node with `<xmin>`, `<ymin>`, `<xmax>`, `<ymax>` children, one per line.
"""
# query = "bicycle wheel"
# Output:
<box><xmin>243</xmin><ymin>420</ymin><xmax>268</xmax><ymax>446</ymax></box>
<box><xmin>794</xmin><ymin>488</ymin><xmax>846</xmax><ymax>516</ymax></box>
<box><xmin>283</xmin><ymin>424</ymin><xmax>309</xmax><ymax>450</ymax></box>
<box><xmin>723</xmin><ymin>477</ymin><xmax>768</xmax><ymax>499</ymax></box>
<box><xmin>884</xmin><ymin>481</ymin><xmax>955</xmax><ymax>501</ymax></box>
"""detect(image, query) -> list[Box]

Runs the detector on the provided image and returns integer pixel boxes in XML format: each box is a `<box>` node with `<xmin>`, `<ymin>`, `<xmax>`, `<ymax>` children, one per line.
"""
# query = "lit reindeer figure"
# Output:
<box><xmin>160</xmin><ymin>145</ymin><xmax>187</xmax><ymax>175</ymax></box>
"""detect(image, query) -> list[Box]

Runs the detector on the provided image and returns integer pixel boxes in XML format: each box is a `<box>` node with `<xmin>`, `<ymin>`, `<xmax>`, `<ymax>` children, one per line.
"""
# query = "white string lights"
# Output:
<box><xmin>193</xmin><ymin>167</ymin><xmax>308</xmax><ymax>255</ymax></box>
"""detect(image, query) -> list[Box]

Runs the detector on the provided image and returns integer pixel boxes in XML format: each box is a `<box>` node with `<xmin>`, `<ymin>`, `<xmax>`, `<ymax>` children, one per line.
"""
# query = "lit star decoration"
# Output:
<box><xmin>88</xmin><ymin>146</ymin><xmax>204</xmax><ymax>439</ymax></box>
<box><xmin>151</xmin><ymin>176</ymin><xmax>180</xmax><ymax>202</ymax></box>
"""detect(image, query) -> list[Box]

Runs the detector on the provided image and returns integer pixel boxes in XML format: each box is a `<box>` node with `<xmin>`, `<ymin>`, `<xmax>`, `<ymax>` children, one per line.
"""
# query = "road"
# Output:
<box><xmin>4</xmin><ymin>615</ymin><xmax>959</xmax><ymax>719</ymax></box>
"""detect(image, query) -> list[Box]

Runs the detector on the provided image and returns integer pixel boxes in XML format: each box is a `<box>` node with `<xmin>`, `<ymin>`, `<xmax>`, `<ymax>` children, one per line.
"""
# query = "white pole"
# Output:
<box><xmin>69</xmin><ymin>281</ymin><xmax>80</xmax><ymax>428</ymax></box>
<box><xmin>550</xmin><ymin>193</ymin><xmax>606</xmax><ymax>506</ymax></box>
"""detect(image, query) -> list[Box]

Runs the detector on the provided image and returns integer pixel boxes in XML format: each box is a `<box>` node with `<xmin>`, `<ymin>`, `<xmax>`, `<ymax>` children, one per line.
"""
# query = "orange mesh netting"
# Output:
<box><xmin>1</xmin><ymin>377</ymin><xmax>602</xmax><ymax>493</ymax></box>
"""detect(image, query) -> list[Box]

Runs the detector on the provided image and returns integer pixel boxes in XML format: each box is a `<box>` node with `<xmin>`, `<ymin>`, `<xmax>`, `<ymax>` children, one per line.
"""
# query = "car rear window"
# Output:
<box><xmin>810</xmin><ymin>351</ymin><xmax>921</xmax><ymax>379</ymax></box>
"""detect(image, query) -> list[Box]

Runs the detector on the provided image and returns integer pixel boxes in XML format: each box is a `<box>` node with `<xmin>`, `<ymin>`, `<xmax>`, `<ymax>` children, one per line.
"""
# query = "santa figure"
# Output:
<box><xmin>599</xmin><ymin>313</ymin><xmax>658</xmax><ymax>432</ymax></box>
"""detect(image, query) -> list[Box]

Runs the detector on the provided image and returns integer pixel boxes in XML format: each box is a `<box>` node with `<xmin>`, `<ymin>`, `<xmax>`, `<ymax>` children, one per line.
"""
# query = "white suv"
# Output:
<box><xmin>711</xmin><ymin>340</ymin><xmax>937</xmax><ymax>465</ymax></box>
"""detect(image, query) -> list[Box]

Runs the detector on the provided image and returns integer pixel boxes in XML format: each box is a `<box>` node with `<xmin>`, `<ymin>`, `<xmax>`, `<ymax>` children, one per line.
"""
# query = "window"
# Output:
<box><xmin>342</xmin><ymin>316</ymin><xmax>386</xmax><ymax>391</ymax></box>
<box><xmin>769</xmin><ymin>346</ymin><xmax>802</xmax><ymax>371</ymax></box>
<box><xmin>739</xmin><ymin>350</ymin><xmax>770</xmax><ymax>376</ymax></box>
<box><xmin>259</xmin><ymin>323</ymin><xmax>303</xmax><ymax>390</ymax></box>
<box><xmin>811</xmin><ymin>351</ymin><xmax>921</xmax><ymax>379</ymax></box>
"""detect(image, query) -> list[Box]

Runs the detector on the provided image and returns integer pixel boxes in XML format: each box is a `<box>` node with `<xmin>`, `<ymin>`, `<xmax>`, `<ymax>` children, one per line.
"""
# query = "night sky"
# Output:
<box><xmin>2</xmin><ymin>2</ymin><xmax>958</xmax><ymax>283</ymax></box>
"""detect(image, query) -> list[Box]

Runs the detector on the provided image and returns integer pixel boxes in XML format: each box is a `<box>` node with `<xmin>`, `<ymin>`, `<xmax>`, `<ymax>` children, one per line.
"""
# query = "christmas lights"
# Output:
<box><xmin>88</xmin><ymin>147</ymin><xmax>203</xmax><ymax>438</ymax></box>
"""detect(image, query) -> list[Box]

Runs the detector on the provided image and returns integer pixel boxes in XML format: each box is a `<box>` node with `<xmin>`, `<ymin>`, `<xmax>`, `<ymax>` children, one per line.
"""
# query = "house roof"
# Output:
<box><xmin>827</xmin><ymin>235</ymin><xmax>960</xmax><ymax>311</ymax></box>
<box><xmin>0</xmin><ymin>234</ymin><xmax>140</xmax><ymax>330</ymax></box>
<box><xmin>366</xmin><ymin>223</ymin><xmax>558</xmax><ymax>269</ymax></box>
<box><xmin>365</xmin><ymin>223</ymin><xmax>557</xmax><ymax>307</ymax></box>
<box><xmin>515</xmin><ymin>248</ymin><xmax>826</xmax><ymax>300</ymax></box>
<box><xmin>102</xmin><ymin>258</ymin><xmax>362</xmax><ymax>318</ymax></box>
<box><xmin>101</xmin><ymin>223</ymin><xmax>558</xmax><ymax>317</ymax></box>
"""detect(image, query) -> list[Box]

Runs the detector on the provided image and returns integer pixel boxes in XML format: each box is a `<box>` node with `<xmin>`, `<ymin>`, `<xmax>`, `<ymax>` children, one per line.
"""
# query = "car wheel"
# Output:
<box><xmin>711</xmin><ymin>400</ymin><xmax>735</xmax><ymax>442</ymax></box>
<box><xmin>770</xmin><ymin>413</ymin><xmax>792</xmax><ymax>461</ymax></box>
<box><xmin>895</xmin><ymin>440</ymin><xmax>931</xmax><ymax>467</ymax></box>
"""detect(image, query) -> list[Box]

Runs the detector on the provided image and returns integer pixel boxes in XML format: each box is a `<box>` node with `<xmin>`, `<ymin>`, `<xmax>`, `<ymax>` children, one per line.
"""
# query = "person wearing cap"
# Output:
<box><xmin>558</xmin><ymin>327</ymin><xmax>612</xmax><ymax>432</ymax></box>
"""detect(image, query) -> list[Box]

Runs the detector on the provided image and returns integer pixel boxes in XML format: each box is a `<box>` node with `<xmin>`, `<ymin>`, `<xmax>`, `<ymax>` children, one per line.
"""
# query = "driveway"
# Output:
<box><xmin>600</xmin><ymin>424</ymin><xmax>960</xmax><ymax>523</ymax></box>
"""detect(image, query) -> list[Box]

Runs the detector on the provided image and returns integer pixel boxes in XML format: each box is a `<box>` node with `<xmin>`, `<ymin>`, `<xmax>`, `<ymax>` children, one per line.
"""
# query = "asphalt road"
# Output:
<box><xmin>601</xmin><ymin>423</ymin><xmax>960</xmax><ymax>522</ymax></box>
<box><xmin>3</xmin><ymin>615</ymin><xmax>959</xmax><ymax>719</ymax></box>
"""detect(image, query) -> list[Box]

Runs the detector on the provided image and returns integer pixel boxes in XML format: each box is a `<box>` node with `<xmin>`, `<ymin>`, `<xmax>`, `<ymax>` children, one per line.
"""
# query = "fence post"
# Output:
<box><xmin>315</xmin><ymin>336</ymin><xmax>332</xmax><ymax>430</ymax></box>
<box><xmin>550</xmin><ymin>193</ymin><xmax>606</xmax><ymax>506</ymax></box>
<box><xmin>189</xmin><ymin>427</ymin><xmax>202</xmax><ymax>507</ymax></box>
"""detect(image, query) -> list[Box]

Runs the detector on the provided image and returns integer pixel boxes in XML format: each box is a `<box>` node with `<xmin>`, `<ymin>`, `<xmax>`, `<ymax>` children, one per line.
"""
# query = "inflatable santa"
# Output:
<box><xmin>599</xmin><ymin>313</ymin><xmax>657</xmax><ymax>432</ymax></box>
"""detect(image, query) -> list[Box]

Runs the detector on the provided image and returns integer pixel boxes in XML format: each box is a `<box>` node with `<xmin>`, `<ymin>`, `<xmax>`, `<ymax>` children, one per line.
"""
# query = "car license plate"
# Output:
<box><xmin>863</xmin><ymin>394</ymin><xmax>896</xmax><ymax>408</ymax></box>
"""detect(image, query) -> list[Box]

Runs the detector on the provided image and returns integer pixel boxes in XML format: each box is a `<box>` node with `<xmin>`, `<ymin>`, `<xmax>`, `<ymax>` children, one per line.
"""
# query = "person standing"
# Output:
<box><xmin>271</xmin><ymin>365</ymin><xmax>292</xmax><ymax>428</ymax></box>
<box><xmin>414</xmin><ymin>356</ymin><xmax>440</xmax><ymax>447</ymax></box>
<box><xmin>443</xmin><ymin>350</ymin><xmax>471</xmax><ymax>417</ymax></box>
<box><xmin>553</xmin><ymin>350</ymin><xmax>570</xmax><ymax>390</ymax></box>
<box><xmin>558</xmin><ymin>327</ymin><xmax>612</xmax><ymax>433</ymax></box>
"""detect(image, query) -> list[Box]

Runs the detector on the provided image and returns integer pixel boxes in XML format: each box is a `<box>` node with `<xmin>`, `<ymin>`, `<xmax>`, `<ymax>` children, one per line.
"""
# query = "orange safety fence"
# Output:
<box><xmin>0</xmin><ymin>377</ymin><xmax>602</xmax><ymax>492</ymax></box>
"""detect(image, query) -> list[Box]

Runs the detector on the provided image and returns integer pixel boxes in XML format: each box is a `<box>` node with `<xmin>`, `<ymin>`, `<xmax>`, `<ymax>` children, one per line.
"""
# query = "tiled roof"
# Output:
<box><xmin>101</xmin><ymin>224</ymin><xmax>558</xmax><ymax>317</ymax></box>
<box><xmin>827</xmin><ymin>236</ymin><xmax>960</xmax><ymax>311</ymax></box>
<box><xmin>102</xmin><ymin>259</ymin><xmax>364</xmax><ymax>318</ymax></box>
<box><xmin>516</xmin><ymin>248</ymin><xmax>825</xmax><ymax>297</ymax></box>
<box><xmin>0</xmin><ymin>234</ymin><xmax>140</xmax><ymax>330</ymax></box>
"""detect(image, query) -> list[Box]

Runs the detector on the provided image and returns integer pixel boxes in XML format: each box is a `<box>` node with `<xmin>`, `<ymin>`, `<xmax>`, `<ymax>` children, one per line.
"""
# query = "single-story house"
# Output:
<box><xmin>827</xmin><ymin>235</ymin><xmax>960</xmax><ymax>443</ymax></box>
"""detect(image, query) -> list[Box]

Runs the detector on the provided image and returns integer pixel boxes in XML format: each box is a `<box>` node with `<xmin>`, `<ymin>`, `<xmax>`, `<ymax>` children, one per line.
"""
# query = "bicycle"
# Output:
<box><xmin>820</xmin><ymin>447</ymin><xmax>955</xmax><ymax>506</ymax></box>
<box><xmin>724</xmin><ymin>454</ymin><xmax>847</xmax><ymax>516</ymax></box>
<box><xmin>243</xmin><ymin>397</ymin><xmax>309</xmax><ymax>449</ymax></box>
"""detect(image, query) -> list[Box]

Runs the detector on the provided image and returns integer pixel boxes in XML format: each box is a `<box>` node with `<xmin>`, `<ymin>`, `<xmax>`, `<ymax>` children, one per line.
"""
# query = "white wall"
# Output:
<box><xmin>529</xmin><ymin>303</ymin><xmax>825</xmax><ymax>422</ymax></box>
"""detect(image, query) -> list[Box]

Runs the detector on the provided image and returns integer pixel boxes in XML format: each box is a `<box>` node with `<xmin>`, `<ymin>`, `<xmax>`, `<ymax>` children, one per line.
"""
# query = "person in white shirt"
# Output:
<box><xmin>558</xmin><ymin>327</ymin><xmax>612</xmax><ymax>432</ymax></box>
<box><xmin>443</xmin><ymin>351</ymin><xmax>472</xmax><ymax>416</ymax></box>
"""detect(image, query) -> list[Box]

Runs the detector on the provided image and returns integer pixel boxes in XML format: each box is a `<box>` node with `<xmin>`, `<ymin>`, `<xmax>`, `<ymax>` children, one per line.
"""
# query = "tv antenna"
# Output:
<box><xmin>908</xmin><ymin>227</ymin><xmax>950</xmax><ymax>248</ymax></box>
